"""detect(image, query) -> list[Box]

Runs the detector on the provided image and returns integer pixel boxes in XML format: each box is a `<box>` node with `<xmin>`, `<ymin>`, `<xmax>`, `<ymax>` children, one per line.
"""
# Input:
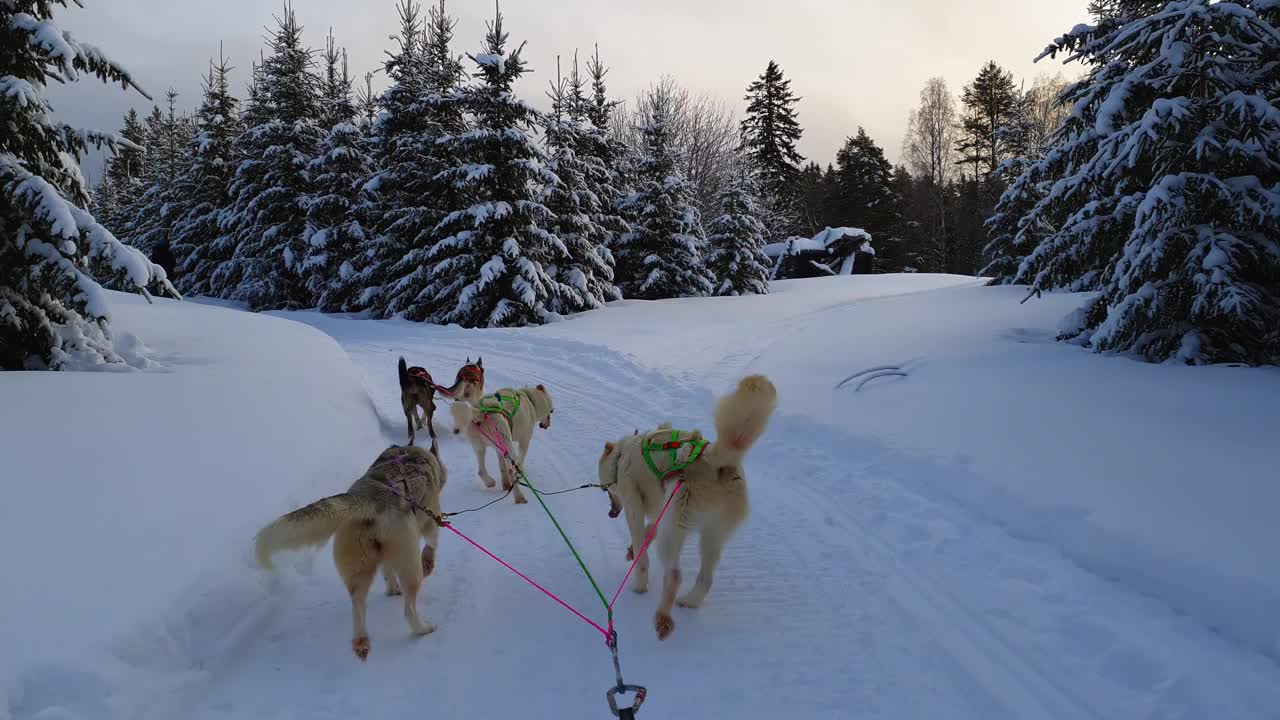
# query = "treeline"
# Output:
<box><xmin>91</xmin><ymin>0</ymin><xmax>800</xmax><ymax>325</ymax></box>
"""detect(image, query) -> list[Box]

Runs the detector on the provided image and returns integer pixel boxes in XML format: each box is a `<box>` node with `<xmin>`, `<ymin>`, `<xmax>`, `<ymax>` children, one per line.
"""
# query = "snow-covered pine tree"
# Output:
<box><xmin>615</xmin><ymin>97</ymin><xmax>715</xmax><ymax>300</ymax></box>
<box><xmin>303</xmin><ymin>40</ymin><xmax>375</xmax><ymax>313</ymax></box>
<box><xmin>417</xmin><ymin>4</ymin><xmax>567</xmax><ymax>326</ymax></box>
<box><xmin>1</xmin><ymin>0</ymin><xmax>177</xmax><ymax>370</ymax></box>
<box><xmin>357</xmin><ymin>0</ymin><xmax>468</xmax><ymax>319</ymax></box>
<box><xmin>170</xmin><ymin>52</ymin><xmax>243</xmax><ymax>297</ymax></box>
<box><xmin>90</xmin><ymin>108</ymin><xmax>147</xmax><ymax>238</ymax></box>
<box><xmin>217</xmin><ymin>4</ymin><xmax>324</xmax><ymax>311</ymax></box>
<box><xmin>126</xmin><ymin>89</ymin><xmax>192</xmax><ymax>276</ymax></box>
<box><xmin>582</xmin><ymin>46</ymin><xmax>633</xmax><ymax>257</ymax></box>
<box><xmin>317</xmin><ymin>30</ymin><xmax>354</xmax><ymax>131</ymax></box>
<box><xmin>740</xmin><ymin>60</ymin><xmax>805</xmax><ymax>239</ymax></box>
<box><xmin>830</xmin><ymin>127</ymin><xmax>898</xmax><ymax>238</ymax></box>
<box><xmin>540</xmin><ymin>57</ymin><xmax>619</xmax><ymax>314</ymax></box>
<box><xmin>998</xmin><ymin>0</ymin><xmax>1280</xmax><ymax>364</ymax></box>
<box><xmin>706</xmin><ymin>175</ymin><xmax>771</xmax><ymax>296</ymax></box>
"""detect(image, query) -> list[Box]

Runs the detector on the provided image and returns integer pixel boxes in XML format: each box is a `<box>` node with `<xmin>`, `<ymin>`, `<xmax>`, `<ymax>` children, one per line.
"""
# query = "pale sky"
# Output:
<box><xmin>52</xmin><ymin>0</ymin><xmax>1090</xmax><ymax>182</ymax></box>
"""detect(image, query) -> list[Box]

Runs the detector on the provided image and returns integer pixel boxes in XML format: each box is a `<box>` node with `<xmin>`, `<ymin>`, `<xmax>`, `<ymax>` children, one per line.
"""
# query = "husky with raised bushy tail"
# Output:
<box><xmin>254</xmin><ymin>444</ymin><xmax>447</xmax><ymax>661</ymax></box>
<box><xmin>597</xmin><ymin>374</ymin><xmax>778</xmax><ymax>640</ymax></box>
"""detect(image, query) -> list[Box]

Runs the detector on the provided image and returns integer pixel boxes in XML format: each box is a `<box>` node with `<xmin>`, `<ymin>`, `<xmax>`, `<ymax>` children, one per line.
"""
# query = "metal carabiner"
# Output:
<box><xmin>606</xmin><ymin>683</ymin><xmax>647</xmax><ymax>718</ymax></box>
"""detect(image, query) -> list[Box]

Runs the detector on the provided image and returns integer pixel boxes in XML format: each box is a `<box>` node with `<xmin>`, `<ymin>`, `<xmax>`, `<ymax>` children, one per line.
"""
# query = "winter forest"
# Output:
<box><xmin>4</xmin><ymin>0</ymin><xmax>1279</xmax><ymax>369</ymax></box>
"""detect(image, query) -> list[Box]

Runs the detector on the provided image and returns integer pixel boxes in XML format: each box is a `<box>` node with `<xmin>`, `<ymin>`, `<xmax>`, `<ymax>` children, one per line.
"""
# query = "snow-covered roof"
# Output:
<box><xmin>812</xmin><ymin>226</ymin><xmax>872</xmax><ymax>248</ymax></box>
<box><xmin>765</xmin><ymin>228</ymin><xmax>874</xmax><ymax>259</ymax></box>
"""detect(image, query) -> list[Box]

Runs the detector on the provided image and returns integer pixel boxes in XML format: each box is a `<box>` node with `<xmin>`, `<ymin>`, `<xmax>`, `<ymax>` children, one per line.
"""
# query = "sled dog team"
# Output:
<box><xmin>255</xmin><ymin>354</ymin><xmax>777</xmax><ymax>660</ymax></box>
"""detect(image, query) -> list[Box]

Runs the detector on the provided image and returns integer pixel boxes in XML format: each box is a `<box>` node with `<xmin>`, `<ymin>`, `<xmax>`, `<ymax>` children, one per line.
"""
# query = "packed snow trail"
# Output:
<box><xmin>149</xmin><ymin>315</ymin><xmax>1280</xmax><ymax>720</ymax></box>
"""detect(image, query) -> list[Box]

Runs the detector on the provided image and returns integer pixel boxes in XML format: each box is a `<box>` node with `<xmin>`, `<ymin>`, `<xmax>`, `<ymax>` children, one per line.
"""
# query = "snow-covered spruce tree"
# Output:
<box><xmin>707</xmin><ymin>175</ymin><xmax>771</xmax><ymax>296</ymax></box>
<box><xmin>1</xmin><ymin>0</ymin><xmax>177</xmax><ymax>371</ymax></box>
<box><xmin>540</xmin><ymin>59</ymin><xmax>619</xmax><ymax>314</ymax></box>
<box><xmin>615</xmin><ymin>98</ymin><xmax>715</xmax><ymax>300</ymax></box>
<box><xmin>126</xmin><ymin>89</ymin><xmax>192</xmax><ymax>272</ymax></box>
<box><xmin>830</xmin><ymin>127</ymin><xmax>898</xmax><ymax>238</ymax></box>
<box><xmin>171</xmin><ymin>54</ymin><xmax>243</xmax><ymax>297</ymax></box>
<box><xmin>90</xmin><ymin>108</ymin><xmax>147</xmax><ymax>238</ymax></box>
<box><xmin>581</xmin><ymin>46</ymin><xmax>632</xmax><ymax>259</ymax></box>
<box><xmin>217</xmin><ymin>4</ymin><xmax>324</xmax><ymax>311</ymax></box>
<box><xmin>417</xmin><ymin>5</ymin><xmax>567</xmax><ymax>326</ymax></box>
<box><xmin>317</xmin><ymin>30</ymin><xmax>353</xmax><ymax>131</ymax></box>
<box><xmin>999</xmin><ymin>0</ymin><xmax>1280</xmax><ymax>364</ymax></box>
<box><xmin>303</xmin><ymin>47</ymin><xmax>376</xmax><ymax>313</ymax></box>
<box><xmin>740</xmin><ymin>60</ymin><xmax>805</xmax><ymax>239</ymax></box>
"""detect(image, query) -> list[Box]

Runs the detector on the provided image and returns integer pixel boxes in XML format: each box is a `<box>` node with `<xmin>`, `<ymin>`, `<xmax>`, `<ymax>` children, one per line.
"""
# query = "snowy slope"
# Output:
<box><xmin>0</xmin><ymin>294</ymin><xmax>383</xmax><ymax>720</ymax></box>
<box><xmin>4</xmin><ymin>277</ymin><xmax>1279</xmax><ymax>720</ymax></box>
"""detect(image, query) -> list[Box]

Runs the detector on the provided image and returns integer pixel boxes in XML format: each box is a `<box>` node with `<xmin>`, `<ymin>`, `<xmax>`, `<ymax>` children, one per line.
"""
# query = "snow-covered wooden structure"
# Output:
<box><xmin>764</xmin><ymin>227</ymin><xmax>875</xmax><ymax>280</ymax></box>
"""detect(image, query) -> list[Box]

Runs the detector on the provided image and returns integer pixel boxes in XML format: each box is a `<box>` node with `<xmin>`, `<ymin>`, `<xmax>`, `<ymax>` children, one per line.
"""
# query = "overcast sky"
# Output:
<box><xmin>51</xmin><ymin>0</ymin><xmax>1089</xmax><ymax>183</ymax></box>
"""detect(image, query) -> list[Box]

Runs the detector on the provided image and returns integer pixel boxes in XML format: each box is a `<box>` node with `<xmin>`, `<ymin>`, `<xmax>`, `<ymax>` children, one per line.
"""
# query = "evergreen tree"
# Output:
<box><xmin>171</xmin><ymin>52</ymin><xmax>243</xmax><ymax>297</ymax></box>
<box><xmin>740</xmin><ymin>60</ymin><xmax>804</xmax><ymax>238</ymax></box>
<box><xmin>1</xmin><ymin>0</ymin><xmax>176</xmax><ymax>370</ymax></box>
<box><xmin>541</xmin><ymin>58</ymin><xmax>618</xmax><ymax>314</ymax></box>
<box><xmin>616</xmin><ymin>98</ymin><xmax>715</xmax><ymax>300</ymax></box>
<box><xmin>216</xmin><ymin>3</ymin><xmax>323</xmax><ymax>310</ymax></box>
<box><xmin>957</xmin><ymin>61</ymin><xmax>1021</xmax><ymax>181</ymax></box>
<box><xmin>317</xmin><ymin>30</ymin><xmax>354</xmax><ymax>131</ymax></box>
<box><xmin>582</xmin><ymin>46</ymin><xmax>632</xmax><ymax>253</ymax></box>
<box><xmin>128</xmin><ymin>89</ymin><xmax>192</xmax><ymax>268</ymax></box>
<box><xmin>303</xmin><ymin>49</ymin><xmax>375</xmax><ymax>313</ymax></box>
<box><xmin>829</xmin><ymin>127</ymin><xmax>898</xmax><ymax>237</ymax></box>
<box><xmin>707</xmin><ymin>176</ymin><xmax>771</xmax><ymax>296</ymax></box>
<box><xmin>418</xmin><ymin>5</ymin><xmax>566</xmax><ymax>326</ymax></box>
<box><xmin>91</xmin><ymin>109</ymin><xmax>147</xmax><ymax>236</ymax></box>
<box><xmin>994</xmin><ymin>0</ymin><xmax>1280</xmax><ymax>364</ymax></box>
<box><xmin>360</xmin><ymin>0</ymin><xmax>469</xmax><ymax>319</ymax></box>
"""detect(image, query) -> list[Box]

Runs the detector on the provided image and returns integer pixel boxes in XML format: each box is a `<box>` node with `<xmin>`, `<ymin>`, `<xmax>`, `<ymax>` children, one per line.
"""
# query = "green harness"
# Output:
<box><xmin>641</xmin><ymin>429</ymin><xmax>708</xmax><ymax>482</ymax></box>
<box><xmin>477</xmin><ymin>392</ymin><xmax>520</xmax><ymax>424</ymax></box>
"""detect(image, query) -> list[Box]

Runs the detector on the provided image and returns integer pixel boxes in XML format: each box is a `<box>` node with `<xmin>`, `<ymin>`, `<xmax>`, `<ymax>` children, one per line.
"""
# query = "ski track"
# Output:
<box><xmin>139</xmin><ymin>321</ymin><xmax>1280</xmax><ymax>720</ymax></box>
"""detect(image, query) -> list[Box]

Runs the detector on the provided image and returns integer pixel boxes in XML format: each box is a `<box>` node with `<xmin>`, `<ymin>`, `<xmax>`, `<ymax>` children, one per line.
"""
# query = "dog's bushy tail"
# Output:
<box><xmin>398</xmin><ymin>356</ymin><xmax>410</xmax><ymax>392</ymax></box>
<box><xmin>709</xmin><ymin>374</ymin><xmax>778</xmax><ymax>468</ymax></box>
<box><xmin>255</xmin><ymin>494</ymin><xmax>375</xmax><ymax>569</ymax></box>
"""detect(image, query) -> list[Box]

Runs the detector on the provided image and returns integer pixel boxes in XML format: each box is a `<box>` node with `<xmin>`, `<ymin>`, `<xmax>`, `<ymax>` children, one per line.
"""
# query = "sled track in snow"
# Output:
<box><xmin>131</xmin><ymin>324</ymin><xmax>1280</xmax><ymax>720</ymax></box>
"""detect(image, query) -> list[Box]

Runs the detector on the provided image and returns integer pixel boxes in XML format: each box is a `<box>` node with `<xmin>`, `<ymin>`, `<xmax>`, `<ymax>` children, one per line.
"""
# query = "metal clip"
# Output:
<box><xmin>606</xmin><ymin>684</ymin><xmax>647</xmax><ymax>718</ymax></box>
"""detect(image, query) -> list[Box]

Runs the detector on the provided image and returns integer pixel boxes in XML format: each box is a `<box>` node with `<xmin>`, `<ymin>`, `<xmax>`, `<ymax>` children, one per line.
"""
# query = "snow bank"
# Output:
<box><xmin>0</xmin><ymin>292</ymin><xmax>383</xmax><ymax>719</ymax></box>
<box><xmin>540</xmin><ymin>274</ymin><xmax>1280</xmax><ymax>662</ymax></box>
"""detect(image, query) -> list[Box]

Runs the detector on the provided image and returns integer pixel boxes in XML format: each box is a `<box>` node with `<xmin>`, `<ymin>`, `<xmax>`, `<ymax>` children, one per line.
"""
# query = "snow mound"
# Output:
<box><xmin>0</xmin><ymin>292</ymin><xmax>383</xmax><ymax>719</ymax></box>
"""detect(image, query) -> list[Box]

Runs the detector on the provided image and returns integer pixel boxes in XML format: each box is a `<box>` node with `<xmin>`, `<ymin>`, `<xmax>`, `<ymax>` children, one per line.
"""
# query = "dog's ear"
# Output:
<box><xmin>602</xmin><ymin>441</ymin><xmax>615</xmax><ymax>458</ymax></box>
<box><xmin>633</xmin><ymin>428</ymin><xmax>639</xmax><ymax>435</ymax></box>
<box><xmin>477</xmin><ymin>356</ymin><xmax>483</xmax><ymax>368</ymax></box>
<box><xmin>536</xmin><ymin>383</ymin><xmax>545</xmax><ymax>392</ymax></box>
<box><xmin>465</xmin><ymin>356</ymin><xmax>470</xmax><ymax>363</ymax></box>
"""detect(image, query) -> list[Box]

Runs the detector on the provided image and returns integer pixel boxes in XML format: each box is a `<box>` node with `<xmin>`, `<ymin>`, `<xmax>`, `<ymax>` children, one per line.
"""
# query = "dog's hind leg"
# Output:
<box><xmin>334</xmin><ymin>524</ymin><xmax>380</xmax><ymax>661</ymax></box>
<box><xmin>677</xmin><ymin>522</ymin><xmax>731</xmax><ymax>609</ymax></box>
<box><xmin>425</xmin><ymin>398</ymin><xmax>438</xmax><ymax>445</ymax></box>
<box><xmin>384</xmin><ymin>516</ymin><xmax>436</xmax><ymax>637</ymax></box>
<box><xmin>653</xmin><ymin>522</ymin><xmax>689</xmax><ymax>641</ymax></box>
<box><xmin>405</xmin><ymin>409</ymin><xmax>416</xmax><ymax>447</ymax></box>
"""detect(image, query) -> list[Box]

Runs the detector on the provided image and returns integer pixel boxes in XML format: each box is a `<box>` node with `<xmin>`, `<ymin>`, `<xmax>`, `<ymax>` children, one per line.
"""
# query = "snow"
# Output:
<box><xmin>0</xmin><ymin>294</ymin><xmax>382</xmax><ymax>718</ymax></box>
<box><xmin>4</xmin><ymin>276</ymin><xmax>1280</xmax><ymax>719</ymax></box>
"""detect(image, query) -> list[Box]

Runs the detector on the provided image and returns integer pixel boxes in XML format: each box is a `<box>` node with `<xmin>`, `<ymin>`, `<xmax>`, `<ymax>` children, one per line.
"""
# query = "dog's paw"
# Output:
<box><xmin>625</xmin><ymin>545</ymin><xmax>634</xmax><ymax>561</ymax></box>
<box><xmin>676</xmin><ymin>594</ymin><xmax>703</xmax><ymax>609</ymax></box>
<box><xmin>655</xmin><ymin>612</ymin><xmax>675</xmax><ymax>641</ymax></box>
<box><xmin>411</xmin><ymin>622</ymin><xmax>437</xmax><ymax>637</ymax></box>
<box><xmin>514</xmin><ymin>494</ymin><xmax>528</xmax><ymax>505</ymax></box>
<box><xmin>352</xmin><ymin>636</ymin><xmax>371</xmax><ymax>661</ymax></box>
<box><xmin>384</xmin><ymin>586</ymin><xmax>402</xmax><ymax>597</ymax></box>
<box><xmin>480</xmin><ymin>474</ymin><xmax>496</xmax><ymax>489</ymax></box>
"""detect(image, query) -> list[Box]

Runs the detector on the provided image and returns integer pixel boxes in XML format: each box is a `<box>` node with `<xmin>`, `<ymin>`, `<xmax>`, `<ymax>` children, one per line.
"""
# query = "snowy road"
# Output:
<box><xmin>154</xmin><ymin>313</ymin><xmax>1280</xmax><ymax>720</ymax></box>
